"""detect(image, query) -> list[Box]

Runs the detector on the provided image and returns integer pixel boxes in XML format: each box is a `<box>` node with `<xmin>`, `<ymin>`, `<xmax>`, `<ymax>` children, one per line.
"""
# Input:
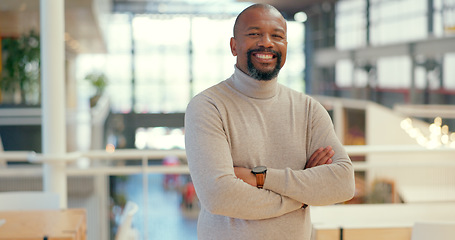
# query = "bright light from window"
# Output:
<box><xmin>135</xmin><ymin>127</ymin><xmax>185</xmax><ymax>150</ymax></box>
<box><xmin>77</xmin><ymin>12</ymin><xmax>305</xmax><ymax>113</ymax></box>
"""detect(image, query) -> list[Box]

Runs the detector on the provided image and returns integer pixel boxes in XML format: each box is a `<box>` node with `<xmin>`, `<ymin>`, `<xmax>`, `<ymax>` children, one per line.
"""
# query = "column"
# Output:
<box><xmin>40</xmin><ymin>0</ymin><xmax>67</xmax><ymax>208</ymax></box>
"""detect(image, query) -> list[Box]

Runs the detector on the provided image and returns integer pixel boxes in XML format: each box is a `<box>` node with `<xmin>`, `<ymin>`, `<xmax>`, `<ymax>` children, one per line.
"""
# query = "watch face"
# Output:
<box><xmin>253</xmin><ymin>166</ymin><xmax>267</xmax><ymax>173</ymax></box>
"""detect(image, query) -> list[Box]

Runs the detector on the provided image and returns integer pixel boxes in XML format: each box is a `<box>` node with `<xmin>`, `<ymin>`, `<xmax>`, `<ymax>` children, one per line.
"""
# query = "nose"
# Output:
<box><xmin>258</xmin><ymin>34</ymin><xmax>273</xmax><ymax>48</ymax></box>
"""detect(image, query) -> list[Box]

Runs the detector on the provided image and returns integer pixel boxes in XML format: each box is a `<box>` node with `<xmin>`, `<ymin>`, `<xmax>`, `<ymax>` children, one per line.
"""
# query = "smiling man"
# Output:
<box><xmin>184</xmin><ymin>4</ymin><xmax>355</xmax><ymax>240</ymax></box>
<box><xmin>230</xmin><ymin>4</ymin><xmax>287</xmax><ymax>81</ymax></box>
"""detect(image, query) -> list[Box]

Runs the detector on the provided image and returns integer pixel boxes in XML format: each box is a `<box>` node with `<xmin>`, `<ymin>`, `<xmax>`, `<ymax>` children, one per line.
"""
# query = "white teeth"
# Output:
<box><xmin>256</xmin><ymin>54</ymin><xmax>273</xmax><ymax>59</ymax></box>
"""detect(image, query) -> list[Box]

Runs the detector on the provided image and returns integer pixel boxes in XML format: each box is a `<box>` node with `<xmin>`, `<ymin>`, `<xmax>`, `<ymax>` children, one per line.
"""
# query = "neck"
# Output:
<box><xmin>229</xmin><ymin>66</ymin><xmax>278</xmax><ymax>99</ymax></box>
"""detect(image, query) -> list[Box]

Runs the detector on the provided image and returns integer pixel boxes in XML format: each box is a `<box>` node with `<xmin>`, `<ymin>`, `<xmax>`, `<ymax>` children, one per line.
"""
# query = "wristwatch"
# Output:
<box><xmin>251</xmin><ymin>166</ymin><xmax>267</xmax><ymax>189</ymax></box>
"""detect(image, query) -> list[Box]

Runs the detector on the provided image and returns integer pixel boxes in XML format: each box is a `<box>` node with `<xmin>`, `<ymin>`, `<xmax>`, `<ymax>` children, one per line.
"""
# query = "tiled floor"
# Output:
<box><xmin>114</xmin><ymin>173</ymin><xmax>198</xmax><ymax>240</ymax></box>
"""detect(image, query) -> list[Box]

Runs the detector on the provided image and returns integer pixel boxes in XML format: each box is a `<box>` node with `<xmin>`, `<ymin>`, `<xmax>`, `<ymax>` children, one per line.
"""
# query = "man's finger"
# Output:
<box><xmin>306</xmin><ymin>146</ymin><xmax>334</xmax><ymax>168</ymax></box>
<box><xmin>315</xmin><ymin>149</ymin><xmax>334</xmax><ymax>166</ymax></box>
<box><xmin>313</xmin><ymin>147</ymin><xmax>332</xmax><ymax>165</ymax></box>
<box><xmin>308</xmin><ymin>147</ymin><xmax>323</xmax><ymax>163</ymax></box>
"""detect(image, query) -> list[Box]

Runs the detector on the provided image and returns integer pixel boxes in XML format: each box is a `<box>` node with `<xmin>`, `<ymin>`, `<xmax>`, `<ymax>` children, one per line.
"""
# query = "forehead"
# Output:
<box><xmin>237</xmin><ymin>8</ymin><xmax>287</xmax><ymax>33</ymax></box>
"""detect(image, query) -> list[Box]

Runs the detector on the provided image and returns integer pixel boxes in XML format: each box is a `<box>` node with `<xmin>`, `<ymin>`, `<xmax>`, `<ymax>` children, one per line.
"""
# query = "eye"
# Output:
<box><xmin>272</xmin><ymin>34</ymin><xmax>284</xmax><ymax>39</ymax></box>
<box><xmin>247</xmin><ymin>33</ymin><xmax>260</xmax><ymax>37</ymax></box>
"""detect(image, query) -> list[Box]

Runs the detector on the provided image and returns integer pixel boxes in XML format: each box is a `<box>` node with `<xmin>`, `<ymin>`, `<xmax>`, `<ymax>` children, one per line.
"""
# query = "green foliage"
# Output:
<box><xmin>1</xmin><ymin>30</ymin><xmax>41</xmax><ymax>102</ymax></box>
<box><xmin>84</xmin><ymin>71</ymin><xmax>108</xmax><ymax>96</ymax></box>
<box><xmin>112</xmin><ymin>193</ymin><xmax>127</xmax><ymax>208</ymax></box>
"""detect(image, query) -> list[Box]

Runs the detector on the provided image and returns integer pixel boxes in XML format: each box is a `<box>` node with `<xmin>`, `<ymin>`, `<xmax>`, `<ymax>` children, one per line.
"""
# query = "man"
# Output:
<box><xmin>184</xmin><ymin>3</ymin><xmax>355</xmax><ymax>240</ymax></box>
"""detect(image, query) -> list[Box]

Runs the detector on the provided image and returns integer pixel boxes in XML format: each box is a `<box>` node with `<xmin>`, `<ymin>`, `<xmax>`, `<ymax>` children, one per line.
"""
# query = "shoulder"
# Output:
<box><xmin>277</xmin><ymin>84</ymin><xmax>320</xmax><ymax>106</ymax></box>
<box><xmin>277</xmin><ymin>84</ymin><xmax>329</xmax><ymax>115</ymax></box>
<box><xmin>186</xmin><ymin>81</ymin><xmax>231</xmax><ymax>114</ymax></box>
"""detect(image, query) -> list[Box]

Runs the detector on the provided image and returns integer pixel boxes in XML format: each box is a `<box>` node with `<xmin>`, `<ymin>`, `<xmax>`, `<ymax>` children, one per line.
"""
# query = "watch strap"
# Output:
<box><xmin>256</xmin><ymin>173</ymin><xmax>265</xmax><ymax>189</ymax></box>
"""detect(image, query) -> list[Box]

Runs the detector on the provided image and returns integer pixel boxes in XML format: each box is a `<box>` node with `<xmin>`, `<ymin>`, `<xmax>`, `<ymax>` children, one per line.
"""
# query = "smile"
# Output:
<box><xmin>254</xmin><ymin>53</ymin><xmax>275</xmax><ymax>60</ymax></box>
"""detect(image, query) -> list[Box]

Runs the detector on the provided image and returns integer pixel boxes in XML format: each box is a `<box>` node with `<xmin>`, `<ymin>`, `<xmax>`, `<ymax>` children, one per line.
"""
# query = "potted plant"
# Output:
<box><xmin>0</xmin><ymin>30</ymin><xmax>41</xmax><ymax>105</ymax></box>
<box><xmin>84</xmin><ymin>71</ymin><xmax>108</xmax><ymax>107</ymax></box>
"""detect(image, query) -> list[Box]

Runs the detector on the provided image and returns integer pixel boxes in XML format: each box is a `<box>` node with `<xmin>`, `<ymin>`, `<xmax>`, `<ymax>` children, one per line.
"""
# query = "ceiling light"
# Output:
<box><xmin>294</xmin><ymin>11</ymin><xmax>307</xmax><ymax>23</ymax></box>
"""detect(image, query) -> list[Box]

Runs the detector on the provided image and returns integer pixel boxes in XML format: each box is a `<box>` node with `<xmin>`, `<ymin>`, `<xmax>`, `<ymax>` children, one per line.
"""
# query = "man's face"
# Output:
<box><xmin>230</xmin><ymin>7</ymin><xmax>288</xmax><ymax>80</ymax></box>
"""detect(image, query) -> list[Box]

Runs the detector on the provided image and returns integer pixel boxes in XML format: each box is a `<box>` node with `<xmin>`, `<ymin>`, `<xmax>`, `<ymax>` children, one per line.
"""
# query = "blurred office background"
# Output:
<box><xmin>1</xmin><ymin>0</ymin><xmax>455</xmax><ymax>239</ymax></box>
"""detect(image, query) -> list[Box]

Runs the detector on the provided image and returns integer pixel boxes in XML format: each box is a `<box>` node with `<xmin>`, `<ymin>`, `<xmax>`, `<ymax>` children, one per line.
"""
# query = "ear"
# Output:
<box><xmin>230</xmin><ymin>37</ymin><xmax>237</xmax><ymax>56</ymax></box>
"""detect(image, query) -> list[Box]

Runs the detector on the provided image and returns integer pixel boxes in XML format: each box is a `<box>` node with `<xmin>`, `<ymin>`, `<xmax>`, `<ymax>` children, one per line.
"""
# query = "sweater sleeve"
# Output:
<box><xmin>264</xmin><ymin>99</ymin><xmax>355</xmax><ymax>206</ymax></box>
<box><xmin>184</xmin><ymin>94</ymin><xmax>302</xmax><ymax>220</ymax></box>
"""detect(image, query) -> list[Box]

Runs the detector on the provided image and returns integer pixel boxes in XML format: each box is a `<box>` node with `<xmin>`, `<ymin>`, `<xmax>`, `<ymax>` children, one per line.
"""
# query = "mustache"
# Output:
<box><xmin>247</xmin><ymin>48</ymin><xmax>280</xmax><ymax>57</ymax></box>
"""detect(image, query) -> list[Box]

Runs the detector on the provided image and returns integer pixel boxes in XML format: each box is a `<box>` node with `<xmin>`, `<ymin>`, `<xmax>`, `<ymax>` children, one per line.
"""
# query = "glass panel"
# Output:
<box><xmin>279</xmin><ymin>21</ymin><xmax>305</xmax><ymax>92</ymax></box>
<box><xmin>76</xmin><ymin>13</ymin><xmax>133</xmax><ymax>113</ymax></box>
<box><xmin>192</xmin><ymin>17</ymin><xmax>236</xmax><ymax>96</ymax></box>
<box><xmin>109</xmin><ymin>84</ymin><xmax>133</xmax><ymax>113</ymax></box>
<box><xmin>444</xmin><ymin>53</ymin><xmax>455</xmax><ymax>89</ymax></box>
<box><xmin>336</xmin><ymin>0</ymin><xmax>366</xmax><ymax>49</ymax></box>
<box><xmin>133</xmin><ymin>16</ymin><xmax>190</xmax><ymax>113</ymax></box>
<box><xmin>415</xmin><ymin>66</ymin><xmax>427</xmax><ymax>89</ymax></box>
<box><xmin>77</xmin><ymin>13</ymin><xmax>306</xmax><ymax>113</ymax></box>
<box><xmin>377</xmin><ymin>56</ymin><xmax>411</xmax><ymax>88</ymax></box>
<box><xmin>336</xmin><ymin>59</ymin><xmax>353</xmax><ymax>87</ymax></box>
<box><xmin>441</xmin><ymin>0</ymin><xmax>455</xmax><ymax>35</ymax></box>
<box><xmin>369</xmin><ymin>0</ymin><xmax>427</xmax><ymax>45</ymax></box>
<box><xmin>354</xmin><ymin>68</ymin><xmax>368</xmax><ymax>87</ymax></box>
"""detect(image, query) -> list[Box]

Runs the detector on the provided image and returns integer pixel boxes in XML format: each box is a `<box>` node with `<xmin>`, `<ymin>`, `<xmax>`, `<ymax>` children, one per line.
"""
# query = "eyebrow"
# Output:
<box><xmin>246</xmin><ymin>26</ymin><xmax>286</xmax><ymax>34</ymax></box>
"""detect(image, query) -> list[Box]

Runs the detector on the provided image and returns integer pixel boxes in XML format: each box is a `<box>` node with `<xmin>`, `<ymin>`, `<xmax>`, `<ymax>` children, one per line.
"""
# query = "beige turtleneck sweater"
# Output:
<box><xmin>184</xmin><ymin>66</ymin><xmax>355</xmax><ymax>240</ymax></box>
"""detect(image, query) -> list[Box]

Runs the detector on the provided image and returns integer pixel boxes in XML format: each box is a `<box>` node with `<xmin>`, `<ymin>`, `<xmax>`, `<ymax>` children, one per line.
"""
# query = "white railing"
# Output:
<box><xmin>0</xmin><ymin>149</ymin><xmax>188</xmax><ymax>175</ymax></box>
<box><xmin>0</xmin><ymin>148</ymin><xmax>189</xmax><ymax>240</ymax></box>
<box><xmin>2</xmin><ymin>144</ymin><xmax>455</xmax><ymax>174</ymax></box>
<box><xmin>344</xmin><ymin>145</ymin><xmax>455</xmax><ymax>170</ymax></box>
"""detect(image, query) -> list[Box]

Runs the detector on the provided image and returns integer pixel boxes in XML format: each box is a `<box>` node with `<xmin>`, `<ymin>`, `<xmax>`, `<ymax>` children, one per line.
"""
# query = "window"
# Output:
<box><xmin>77</xmin><ymin>13</ymin><xmax>305</xmax><ymax>113</ymax></box>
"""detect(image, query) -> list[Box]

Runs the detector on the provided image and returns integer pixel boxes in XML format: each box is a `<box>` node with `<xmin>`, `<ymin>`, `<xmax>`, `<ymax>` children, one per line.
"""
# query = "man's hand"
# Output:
<box><xmin>234</xmin><ymin>167</ymin><xmax>257</xmax><ymax>187</ymax></box>
<box><xmin>305</xmin><ymin>146</ymin><xmax>334</xmax><ymax>169</ymax></box>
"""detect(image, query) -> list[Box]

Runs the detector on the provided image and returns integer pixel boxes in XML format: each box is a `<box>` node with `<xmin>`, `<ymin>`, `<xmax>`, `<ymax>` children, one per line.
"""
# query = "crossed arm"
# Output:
<box><xmin>186</xmin><ymin>95</ymin><xmax>354</xmax><ymax>219</ymax></box>
<box><xmin>234</xmin><ymin>146</ymin><xmax>335</xmax><ymax>187</ymax></box>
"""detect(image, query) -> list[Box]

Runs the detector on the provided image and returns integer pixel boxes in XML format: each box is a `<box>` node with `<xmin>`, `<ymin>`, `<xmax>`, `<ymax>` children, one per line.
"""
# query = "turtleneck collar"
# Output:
<box><xmin>228</xmin><ymin>65</ymin><xmax>279</xmax><ymax>99</ymax></box>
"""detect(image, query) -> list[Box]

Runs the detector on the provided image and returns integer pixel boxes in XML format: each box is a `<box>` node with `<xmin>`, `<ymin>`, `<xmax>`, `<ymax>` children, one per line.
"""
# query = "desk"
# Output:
<box><xmin>311</xmin><ymin>203</ymin><xmax>455</xmax><ymax>240</ymax></box>
<box><xmin>0</xmin><ymin>208</ymin><xmax>86</xmax><ymax>240</ymax></box>
<box><xmin>399</xmin><ymin>185</ymin><xmax>455</xmax><ymax>203</ymax></box>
